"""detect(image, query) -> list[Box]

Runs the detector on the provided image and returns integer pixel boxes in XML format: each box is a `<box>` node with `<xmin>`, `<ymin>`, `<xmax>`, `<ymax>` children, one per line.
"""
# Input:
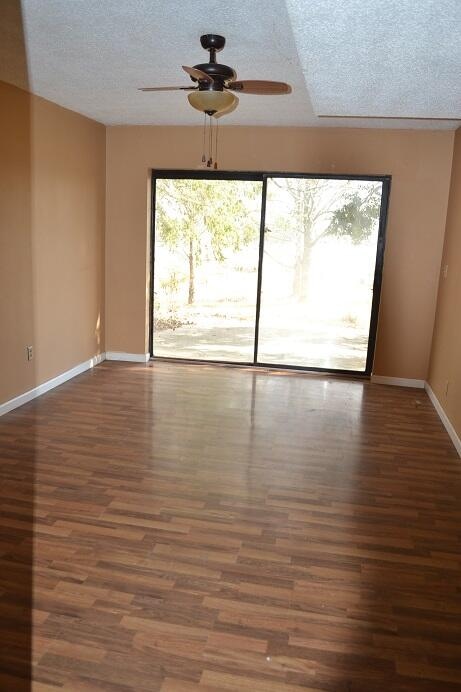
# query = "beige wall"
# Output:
<box><xmin>428</xmin><ymin>128</ymin><xmax>461</xmax><ymax>438</ymax></box>
<box><xmin>0</xmin><ymin>81</ymin><xmax>105</xmax><ymax>404</ymax></box>
<box><xmin>106</xmin><ymin>126</ymin><xmax>453</xmax><ymax>377</ymax></box>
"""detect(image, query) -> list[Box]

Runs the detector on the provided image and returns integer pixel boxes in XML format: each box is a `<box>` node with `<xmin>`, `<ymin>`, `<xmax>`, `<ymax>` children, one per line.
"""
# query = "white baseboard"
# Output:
<box><xmin>2</xmin><ymin>356</ymin><xmax>458</xmax><ymax>459</ymax></box>
<box><xmin>371</xmin><ymin>375</ymin><xmax>425</xmax><ymax>389</ymax></box>
<box><xmin>425</xmin><ymin>382</ymin><xmax>461</xmax><ymax>457</ymax></box>
<box><xmin>0</xmin><ymin>353</ymin><xmax>105</xmax><ymax>417</ymax></box>
<box><xmin>372</xmin><ymin>375</ymin><xmax>460</xmax><ymax>457</ymax></box>
<box><xmin>106</xmin><ymin>351</ymin><xmax>150</xmax><ymax>363</ymax></box>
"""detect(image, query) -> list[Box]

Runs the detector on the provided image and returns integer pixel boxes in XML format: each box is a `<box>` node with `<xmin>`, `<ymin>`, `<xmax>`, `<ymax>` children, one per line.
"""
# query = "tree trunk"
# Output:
<box><xmin>188</xmin><ymin>236</ymin><xmax>195</xmax><ymax>305</ymax></box>
<box><xmin>293</xmin><ymin>189</ymin><xmax>313</xmax><ymax>300</ymax></box>
<box><xmin>299</xmin><ymin>232</ymin><xmax>312</xmax><ymax>301</ymax></box>
<box><xmin>293</xmin><ymin>241</ymin><xmax>312</xmax><ymax>300</ymax></box>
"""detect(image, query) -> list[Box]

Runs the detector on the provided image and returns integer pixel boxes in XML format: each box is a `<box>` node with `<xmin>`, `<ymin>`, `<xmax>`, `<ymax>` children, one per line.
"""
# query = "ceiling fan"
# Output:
<box><xmin>139</xmin><ymin>34</ymin><xmax>292</xmax><ymax>118</ymax></box>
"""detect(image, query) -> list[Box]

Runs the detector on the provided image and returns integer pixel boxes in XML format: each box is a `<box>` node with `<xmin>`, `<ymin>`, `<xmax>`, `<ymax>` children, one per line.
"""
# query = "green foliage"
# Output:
<box><xmin>267</xmin><ymin>178</ymin><xmax>382</xmax><ymax>299</ymax></box>
<box><xmin>156</xmin><ymin>178</ymin><xmax>261</xmax><ymax>261</ymax></box>
<box><xmin>270</xmin><ymin>179</ymin><xmax>382</xmax><ymax>248</ymax></box>
<box><xmin>325</xmin><ymin>186</ymin><xmax>382</xmax><ymax>245</ymax></box>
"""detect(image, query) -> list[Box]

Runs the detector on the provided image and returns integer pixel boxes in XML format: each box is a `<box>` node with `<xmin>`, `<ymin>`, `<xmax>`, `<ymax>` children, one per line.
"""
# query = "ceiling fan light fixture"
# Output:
<box><xmin>188</xmin><ymin>89</ymin><xmax>236</xmax><ymax>115</ymax></box>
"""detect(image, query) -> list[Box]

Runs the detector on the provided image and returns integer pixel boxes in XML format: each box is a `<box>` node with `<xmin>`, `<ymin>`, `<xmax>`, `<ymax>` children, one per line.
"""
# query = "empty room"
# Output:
<box><xmin>1</xmin><ymin>1</ymin><xmax>461</xmax><ymax>690</ymax></box>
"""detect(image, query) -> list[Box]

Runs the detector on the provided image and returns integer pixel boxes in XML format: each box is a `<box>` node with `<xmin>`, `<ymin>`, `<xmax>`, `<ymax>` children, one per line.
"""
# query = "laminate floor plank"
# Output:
<box><xmin>0</xmin><ymin>361</ymin><xmax>461</xmax><ymax>690</ymax></box>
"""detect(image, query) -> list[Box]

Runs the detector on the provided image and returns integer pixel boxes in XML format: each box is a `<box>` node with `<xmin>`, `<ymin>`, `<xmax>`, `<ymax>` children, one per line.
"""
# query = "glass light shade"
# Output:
<box><xmin>188</xmin><ymin>90</ymin><xmax>236</xmax><ymax>115</ymax></box>
<box><xmin>213</xmin><ymin>95</ymin><xmax>239</xmax><ymax>119</ymax></box>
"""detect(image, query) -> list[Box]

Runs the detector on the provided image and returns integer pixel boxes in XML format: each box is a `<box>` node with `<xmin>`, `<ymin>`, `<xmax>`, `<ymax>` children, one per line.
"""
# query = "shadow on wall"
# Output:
<box><xmin>0</xmin><ymin>2</ymin><xmax>34</xmax><ymax>689</ymax></box>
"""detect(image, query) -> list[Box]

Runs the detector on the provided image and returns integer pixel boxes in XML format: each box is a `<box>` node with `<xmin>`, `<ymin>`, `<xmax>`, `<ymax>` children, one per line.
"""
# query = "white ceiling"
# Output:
<box><xmin>3</xmin><ymin>0</ymin><xmax>461</xmax><ymax>128</ymax></box>
<box><xmin>286</xmin><ymin>0</ymin><xmax>461</xmax><ymax>120</ymax></box>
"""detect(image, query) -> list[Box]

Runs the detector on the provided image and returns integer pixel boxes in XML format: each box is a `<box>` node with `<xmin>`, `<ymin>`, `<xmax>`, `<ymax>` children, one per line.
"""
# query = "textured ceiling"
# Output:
<box><xmin>1</xmin><ymin>0</ymin><xmax>460</xmax><ymax>128</ymax></box>
<box><xmin>16</xmin><ymin>0</ymin><xmax>314</xmax><ymax>126</ymax></box>
<box><xmin>286</xmin><ymin>0</ymin><xmax>461</xmax><ymax>120</ymax></box>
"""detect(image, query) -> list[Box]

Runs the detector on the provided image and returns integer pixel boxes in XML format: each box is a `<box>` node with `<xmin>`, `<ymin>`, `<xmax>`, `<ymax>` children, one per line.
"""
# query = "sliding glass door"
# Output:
<box><xmin>257</xmin><ymin>177</ymin><xmax>384</xmax><ymax>371</ymax></box>
<box><xmin>152</xmin><ymin>177</ymin><xmax>262</xmax><ymax>362</ymax></box>
<box><xmin>151</xmin><ymin>172</ymin><xmax>389</xmax><ymax>375</ymax></box>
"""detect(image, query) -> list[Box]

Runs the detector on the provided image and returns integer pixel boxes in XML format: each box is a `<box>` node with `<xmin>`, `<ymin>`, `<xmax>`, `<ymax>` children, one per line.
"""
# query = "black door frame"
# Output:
<box><xmin>149</xmin><ymin>170</ymin><xmax>391</xmax><ymax>377</ymax></box>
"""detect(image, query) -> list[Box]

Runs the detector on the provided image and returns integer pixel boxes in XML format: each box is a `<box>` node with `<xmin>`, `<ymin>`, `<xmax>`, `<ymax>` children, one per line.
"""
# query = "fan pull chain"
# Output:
<box><xmin>201</xmin><ymin>112</ymin><xmax>206</xmax><ymax>163</ymax></box>
<box><xmin>207</xmin><ymin>115</ymin><xmax>213</xmax><ymax>167</ymax></box>
<box><xmin>214</xmin><ymin>118</ymin><xmax>219</xmax><ymax>169</ymax></box>
<box><xmin>200</xmin><ymin>113</ymin><xmax>219</xmax><ymax>169</ymax></box>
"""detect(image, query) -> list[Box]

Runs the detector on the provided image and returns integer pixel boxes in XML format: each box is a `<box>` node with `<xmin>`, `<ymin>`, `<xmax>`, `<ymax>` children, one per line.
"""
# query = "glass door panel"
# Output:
<box><xmin>257</xmin><ymin>177</ymin><xmax>383</xmax><ymax>372</ymax></box>
<box><xmin>153</xmin><ymin>178</ymin><xmax>262</xmax><ymax>362</ymax></box>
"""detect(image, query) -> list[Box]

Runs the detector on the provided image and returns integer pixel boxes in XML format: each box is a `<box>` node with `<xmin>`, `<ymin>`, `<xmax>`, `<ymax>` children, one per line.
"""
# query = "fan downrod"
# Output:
<box><xmin>200</xmin><ymin>34</ymin><xmax>225</xmax><ymax>63</ymax></box>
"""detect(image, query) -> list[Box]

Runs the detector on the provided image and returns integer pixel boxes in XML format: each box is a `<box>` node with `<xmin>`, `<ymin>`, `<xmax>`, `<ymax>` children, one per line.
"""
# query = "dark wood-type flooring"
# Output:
<box><xmin>1</xmin><ymin>361</ymin><xmax>461</xmax><ymax>691</ymax></box>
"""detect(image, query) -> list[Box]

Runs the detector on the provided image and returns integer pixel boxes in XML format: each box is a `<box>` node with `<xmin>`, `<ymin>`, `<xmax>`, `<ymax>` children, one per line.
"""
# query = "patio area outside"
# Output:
<box><xmin>152</xmin><ymin>177</ymin><xmax>381</xmax><ymax>371</ymax></box>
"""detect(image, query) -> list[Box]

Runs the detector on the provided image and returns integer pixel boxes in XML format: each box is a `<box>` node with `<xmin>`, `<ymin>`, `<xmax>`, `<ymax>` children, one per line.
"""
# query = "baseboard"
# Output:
<box><xmin>2</xmin><ymin>356</ymin><xmax>458</xmax><ymax>458</ymax></box>
<box><xmin>0</xmin><ymin>353</ymin><xmax>106</xmax><ymax>417</ymax></box>
<box><xmin>372</xmin><ymin>375</ymin><xmax>460</xmax><ymax>457</ymax></box>
<box><xmin>425</xmin><ymin>383</ymin><xmax>461</xmax><ymax>458</ymax></box>
<box><xmin>371</xmin><ymin>375</ymin><xmax>425</xmax><ymax>389</ymax></box>
<box><xmin>105</xmin><ymin>352</ymin><xmax>150</xmax><ymax>363</ymax></box>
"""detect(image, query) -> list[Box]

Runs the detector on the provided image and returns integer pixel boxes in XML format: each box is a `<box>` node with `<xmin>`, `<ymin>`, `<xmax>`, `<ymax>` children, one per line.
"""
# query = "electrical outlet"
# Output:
<box><xmin>443</xmin><ymin>264</ymin><xmax>449</xmax><ymax>279</ymax></box>
<box><xmin>26</xmin><ymin>345</ymin><xmax>33</xmax><ymax>361</ymax></box>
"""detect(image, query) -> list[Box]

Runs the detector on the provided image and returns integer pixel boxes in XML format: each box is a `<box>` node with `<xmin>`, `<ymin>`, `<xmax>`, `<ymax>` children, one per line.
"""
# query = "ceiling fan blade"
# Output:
<box><xmin>138</xmin><ymin>86</ymin><xmax>197</xmax><ymax>92</ymax></box>
<box><xmin>182</xmin><ymin>65</ymin><xmax>214</xmax><ymax>83</ymax></box>
<box><xmin>213</xmin><ymin>95</ymin><xmax>239</xmax><ymax>119</ymax></box>
<box><xmin>318</xmin><ymin>115</ymin><xmax>461</xmax><ymax>121</ymax></box>
<box><xmin>227</xmin><ymin>80</ymin><xmax>292</xmax><ymax>95</ymax></box>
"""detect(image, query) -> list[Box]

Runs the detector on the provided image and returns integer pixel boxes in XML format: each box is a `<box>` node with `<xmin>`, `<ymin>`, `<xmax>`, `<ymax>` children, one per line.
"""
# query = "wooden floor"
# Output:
<box><xmin>1</xmin><ymin>361</ymin><xmax>461</xmax><ymax>691</ymax></box>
